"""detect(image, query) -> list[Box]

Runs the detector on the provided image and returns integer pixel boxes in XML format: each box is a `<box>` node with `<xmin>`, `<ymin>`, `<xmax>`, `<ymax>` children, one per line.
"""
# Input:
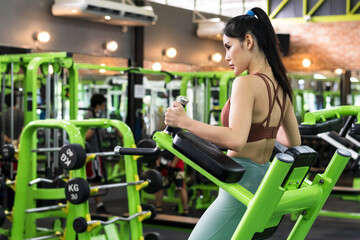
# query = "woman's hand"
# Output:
<box><xmin>164</xmin><ymin>101</ymin><xmax>188</xmax><ymax>128</ymax></box>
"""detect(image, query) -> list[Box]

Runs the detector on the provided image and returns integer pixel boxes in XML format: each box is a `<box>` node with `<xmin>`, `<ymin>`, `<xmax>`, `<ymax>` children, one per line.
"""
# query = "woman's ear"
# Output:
<box><xmin>244</xmin><ymin>33</ymin><xmax>254</xmax><ymax>50</ymax></box>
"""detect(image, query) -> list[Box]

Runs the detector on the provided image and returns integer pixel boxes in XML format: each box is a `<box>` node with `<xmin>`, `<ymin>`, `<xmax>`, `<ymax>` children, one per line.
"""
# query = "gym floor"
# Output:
<box><xmin>3</xmin><ymin>173</ymin><xmax>358</xmax><ymax>239</ymax></box>
<box><xmin>96</xmin><ymin>182</ymin><xmax>360</xmax><ymax>240</ymax></box>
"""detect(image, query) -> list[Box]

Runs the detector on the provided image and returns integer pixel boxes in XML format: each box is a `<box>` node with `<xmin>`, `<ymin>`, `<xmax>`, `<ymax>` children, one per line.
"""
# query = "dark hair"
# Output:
<box><xmin>5</xmin><ymin>93</ymin><xmax>17</xmax><ymax>107</ymax></box>
<box><xmin>223</xmin><ymin>7</ymin><xmax>293</xmax><ymax>101</ymax></box>
<box><xmin>90</xmin><ymin>94</ymin><xmax>106</xmax><ymax>108</ymax></box>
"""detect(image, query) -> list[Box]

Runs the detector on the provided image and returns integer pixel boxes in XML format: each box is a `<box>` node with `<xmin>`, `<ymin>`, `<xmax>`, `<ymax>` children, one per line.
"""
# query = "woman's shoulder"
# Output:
<box><xmin>233</xmin><ymin>74</ymin><xmax>267</xmax><ymax>90</ymax></box>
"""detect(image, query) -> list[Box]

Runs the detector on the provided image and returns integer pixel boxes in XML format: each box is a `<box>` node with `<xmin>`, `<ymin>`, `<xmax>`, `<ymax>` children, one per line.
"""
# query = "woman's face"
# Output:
<box><xmin>223</xmin><ymin>34</ymin><xmax>249</xmax><ymax>75</ymax></box>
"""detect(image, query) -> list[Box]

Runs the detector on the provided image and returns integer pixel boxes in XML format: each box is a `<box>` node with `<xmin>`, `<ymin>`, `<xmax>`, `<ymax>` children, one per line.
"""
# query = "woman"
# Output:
<box><xmin>164</xmin><ymin>7</ymin><xmax>301</xmax><ymax>240</ymax></box>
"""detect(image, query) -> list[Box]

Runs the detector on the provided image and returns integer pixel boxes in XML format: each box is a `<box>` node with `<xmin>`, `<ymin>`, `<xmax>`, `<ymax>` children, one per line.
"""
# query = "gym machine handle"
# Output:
<box><xmin>164</xmin><ymin>96</ymin><xmax>189</xmax><ymax>135</ymax></box>
<box><xmin>114</xmin><ymin>145</ymin><xmax>161</xmax><ymax>156</ymax></box>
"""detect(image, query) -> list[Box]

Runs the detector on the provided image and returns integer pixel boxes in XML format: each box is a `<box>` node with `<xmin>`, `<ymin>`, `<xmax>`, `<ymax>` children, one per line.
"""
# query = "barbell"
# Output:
<box><xmin>65</xmin><ymin>169</ymin><xmax>162</xmax><ymax>204</ymax></box>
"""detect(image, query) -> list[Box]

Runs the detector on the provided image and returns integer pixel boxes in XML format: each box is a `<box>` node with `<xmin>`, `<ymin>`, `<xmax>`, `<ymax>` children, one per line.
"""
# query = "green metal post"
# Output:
<box><xmin>288</xmin><ymin>149</ymin><xmax>351</xmax><ymax>239</ymax></box>
<box><xmin>11</xmin><ymin>120</ymin><xmax>89</xmax><ymax>239</ymax></box>
<box><xmin>70</xmin><ymin>119</ymin><xmax>145</xmax><ymax>240</ymax></box>
<box><xmin>231</xmin><ymin>154</ymin><xmax>293</xmax><ymax>239</ymax></box>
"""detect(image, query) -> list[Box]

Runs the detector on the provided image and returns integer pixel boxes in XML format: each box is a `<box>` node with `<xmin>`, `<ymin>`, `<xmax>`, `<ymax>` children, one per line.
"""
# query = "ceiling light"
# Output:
<box><xmin>302</xmin><ymin>58</ymin><xmax>311</xmax><ymax>68</ymax></box>
<box><xmin>34</xmin><ymin>31</ymin><xmax>51</xmax><ymax>43</ymax></box>
<box><xmin>104</xmin><ymin>41</ymin><xmax>118</xmax><ymax>52</ymax></box>
<box><xmin>104</xmin><ymin>16</ymin><xmax>111</xmax><ymax>20</ymax></box>
<box><xmin>335</xmin><ymin>68</ymin><xmax>343</xmax><ymax>75</ymax></box>
<box><xmin>211</xmin><ymin>53</ymin><xmax>222</xmax><ymax>63</ymax></box>
<box><xmin>152</xmin><ymin>62</ymin><xmax>162</xmax><ymax>71</ymax></box>
<box><xmin>163</xmin><ymin>48</ymin><xmax>177</xmax><ymax>59</ymax></box>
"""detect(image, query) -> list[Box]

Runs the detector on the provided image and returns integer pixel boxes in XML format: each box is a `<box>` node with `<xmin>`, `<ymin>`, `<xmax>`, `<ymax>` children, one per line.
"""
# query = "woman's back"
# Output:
<box><xmin>226</xmin><ymin>71</ymin><xmax>291</xmax><ymax>164</ymax></box>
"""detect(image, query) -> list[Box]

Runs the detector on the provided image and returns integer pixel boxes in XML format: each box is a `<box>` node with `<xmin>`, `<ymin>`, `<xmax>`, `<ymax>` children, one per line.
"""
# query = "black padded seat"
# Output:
<box><xmin>172</xmin><ymin>132</ymin><xmax>245</xmax><ymax>183</ymax></box>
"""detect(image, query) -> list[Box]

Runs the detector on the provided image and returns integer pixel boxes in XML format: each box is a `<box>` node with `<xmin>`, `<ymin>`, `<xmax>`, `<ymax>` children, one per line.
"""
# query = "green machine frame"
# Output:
<box><xmin>9</xmin><ymin>119</ymin><xmax>150</xmax><ymax>239</ymax></box>
<box><xmin>302</xmin><ymin>105</ymin><xmax>360</xmax><ymax>220</ymax></box>
<box><xmin>11</xmin><ymin>119</ymin><xmax>85</xmax><ymax>239</ymax></box>
<box><xmin>0</xmin><ymin>52</ymin><xmax>79</xmax><ymax>124</ymax></box>
<box><xmin>145</xmin><ymin>127</ymin><xmax>350</xmax><ymax>239</ymax></box>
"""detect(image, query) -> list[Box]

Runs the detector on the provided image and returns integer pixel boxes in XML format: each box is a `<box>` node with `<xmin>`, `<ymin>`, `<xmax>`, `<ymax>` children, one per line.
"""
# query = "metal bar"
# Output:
<box><xmin>92</xmin><ymin>180</ymin><xmax>145</xmax><ymax>190</ymax></box>
<box><xmin>88</xmin><ymin>211</ymin><xmax>150</xmax><ymax>225</ymax></box>
<box><xmin>33</xmin><ymin>147</ymin><xmax>118</xmax><ymax>158</ymax></box>
<box><xmin>10</xmin><ymin>62</ymin><xmax>14</xmax><ymax>143</ymax></box>
<box><xmin>53</xmin><ymin>72</ymin><xmax>59</xmax><ymax>169</ymax></box>
<box><xmin>61</xmin><ymin>69</ymin><xmax>67</xmax><ymax>144</ymax></box>
<box><xmin>319</xmin><ymin>209</ymin><xmax>360</xmax><ymax>220</ymax></box>
<box><xmin>28</xmin><ymin>175</ymin><xmax>66</xmax><ymax>186</ymax></box>
<box><xmin>32</xmin><ymin>147</ymin><xmax>61</xmax><ymax>152</ymax></box>
<box><xmin>307</xmin><ymin>0</ymin><xmax>326</xmax><ymax>16</ymax></box>
<box><xmin>350</xmin><ymin>1</ymin><xmax>360</xmax><ymax>14</ymax></box>
<box><xmin>1</xmin><ymin>73</ymin><xmax>5</xmax><ymax>147</ymax></box>
<box><xmin>46</xmin><ymin>64</ymin><xmax>51</xmax><ymax>168</ymax></box>
<box><xmin>25</xmin><ymin>204</ymin><xmax>66</xmax><ymax>213</ymax></box>
<box><xmin>303</xmin><ymin>0</ymin><xmax>307</xmax><ymax>16</ymax></box>
<box><xmin>271</xmin><ymin>14</ymin><xmax>360</xmax><ymax>23</ymax></box>
<box><xmin>90</xmin><ymin>151</ymin><xmax>118</xmax><ymax>157</ymax></box>
<box><xmin>318</xmin><ymin>133</ymin><xmax>358</xmax><ymax>159</ymax></box>
<box><xmin>345</xmin><ymin>134</ymin><xmax>360</xmax><ymax>148</ymax></box>
<box><xmin>269</xmin><ymin>0</ymin><xmax>290</xmax><ymax>19</ymax></box>
<box><xmin>346</xmin><ymin>0</ymin><xmax>351</xmax><ymax>14</ymax></box>
<box><xmin>25</xmin><ymin>234</ymin><xmax>61</xmax><ymax>240</ymax></box>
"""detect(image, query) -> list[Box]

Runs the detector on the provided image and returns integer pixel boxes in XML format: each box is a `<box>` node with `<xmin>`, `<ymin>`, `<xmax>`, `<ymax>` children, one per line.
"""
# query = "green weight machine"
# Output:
<box><xmin>115</xmin><ymin>116</ymin><xmax>351</xmax><ymax>239</ymax></box>
<box><xmin>299</xmin><ymin>105</ymin><xmax>360</xmax><ymax>220</ymax></box>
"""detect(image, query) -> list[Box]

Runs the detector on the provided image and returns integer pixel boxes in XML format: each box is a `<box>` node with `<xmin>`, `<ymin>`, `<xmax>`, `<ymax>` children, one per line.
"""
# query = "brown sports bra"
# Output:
<box><xmin>221</xmin><ymin>73</ymin><xmax>287</xmax><ymax>143</ymax></box>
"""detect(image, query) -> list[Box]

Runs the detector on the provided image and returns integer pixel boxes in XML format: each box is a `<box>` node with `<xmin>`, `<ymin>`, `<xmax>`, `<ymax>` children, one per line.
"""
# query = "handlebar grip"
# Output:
<box><xmin>164</xmin><ymin>96</ymin><xmax>189</xmax><ymax>134</ymax></box>
<box><xmin>114</xmin><ymin>146</ymin><xmax>161</xmax><ymax>156</ymax></box>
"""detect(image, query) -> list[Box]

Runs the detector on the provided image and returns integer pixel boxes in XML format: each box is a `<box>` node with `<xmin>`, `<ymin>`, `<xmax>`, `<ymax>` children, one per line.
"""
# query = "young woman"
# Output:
<box><xmin>164</xmin><ymin>7</ymin><xmax>301</xmax><ymax>240</ymax></box>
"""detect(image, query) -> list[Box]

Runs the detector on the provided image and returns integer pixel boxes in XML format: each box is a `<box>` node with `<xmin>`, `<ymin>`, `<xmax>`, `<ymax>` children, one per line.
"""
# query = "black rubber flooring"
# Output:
<box><xmin>2</xmin><ymin>174</ymin><xmax>359</xmax><ymax>239</ymax></box>
<box><xmin>96</xmin><ymin>186</ymin><xmax>360</xmax><ymax>240</ymax></box>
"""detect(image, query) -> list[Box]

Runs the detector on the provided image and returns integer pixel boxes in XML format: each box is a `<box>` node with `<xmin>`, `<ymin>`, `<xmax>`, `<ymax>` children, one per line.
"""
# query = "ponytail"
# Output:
<box><xmin>224</xmin><ymin>7</ymin><xmax>293</xmax><ymax>102</ymax></box>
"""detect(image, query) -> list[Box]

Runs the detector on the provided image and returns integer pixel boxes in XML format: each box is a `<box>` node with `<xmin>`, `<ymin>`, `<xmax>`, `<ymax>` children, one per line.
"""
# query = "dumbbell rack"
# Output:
<box><xmin>70</xmin><ymin>119</ymin><xmax>149</xmax><ymax>240</ymax></box>
<box><xmin>11</xmin><ymin>119</ymin><xmax>86</xmax><ymax>239</ymax></box>
<box><xmin>8</xmin><ymin>119</ymin><xmax>149</xmax><ymax>240</ymax></box>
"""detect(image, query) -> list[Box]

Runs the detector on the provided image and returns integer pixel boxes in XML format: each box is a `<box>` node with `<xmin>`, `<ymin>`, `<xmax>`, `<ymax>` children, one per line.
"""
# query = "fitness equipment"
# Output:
<box><xmin>0</xmin><ymin>52</ymin><xmax>80</xmax><ymax>189</ymax></box>
<box><xmin>68</xmin><ymin>118</ymin><xmax>159</xmax><ymax>240</ymax></box>
<box><xmin>299</xmin><ymin>105</ymin><xmax>360</xmax><ymax>220</ymax></box>
<box><xmin>289</xmin><ymin>73</ymin><xmax>341</xmax><ymax>122</ymax></box>
<box><xmin>114</xmin><ymin>99</ymin><xmax>351</xmax><ymax>239</ymax></box>
<box><xmin>177</xmin><ymin>71</ymin><xmax>237</xmax><ymax>124</ymax></box>
<box><xmin>8</xmin><ymin>119</ymin><xmax>156</xmax><ymax>240</ymax></box>
<box><xmin>73</xmin><ymin>211</ymin><xmax>151</xmax><ymax>234</ymax></box>
<box><xmin>65</xmin><ymin>169</ymin><xmax>162</xmax><ymax>204</ymax></box>
<box><xmin>10</xmin><ymin>119</ymin><xmax>86</xmax><ymax>239</ymax></box>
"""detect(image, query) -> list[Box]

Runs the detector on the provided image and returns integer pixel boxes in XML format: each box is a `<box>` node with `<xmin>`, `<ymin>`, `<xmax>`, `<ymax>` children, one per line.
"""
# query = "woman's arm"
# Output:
<box><xmin>165</xmin><ymin>76</ymin><xmax>254</xmax><ymax>152</ymax></box>
<box><xmin>276</xmin><ymin>102</ymin><xmax>301</xmax><ymax>147</ymax></box>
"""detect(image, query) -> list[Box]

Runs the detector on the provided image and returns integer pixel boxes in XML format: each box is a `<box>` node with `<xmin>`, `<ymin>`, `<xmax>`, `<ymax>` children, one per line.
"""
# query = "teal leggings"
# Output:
<box><xmin>188</xmin><ymin>157</ymin><xmax>270</xmax><ymax>240</ymax></box>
